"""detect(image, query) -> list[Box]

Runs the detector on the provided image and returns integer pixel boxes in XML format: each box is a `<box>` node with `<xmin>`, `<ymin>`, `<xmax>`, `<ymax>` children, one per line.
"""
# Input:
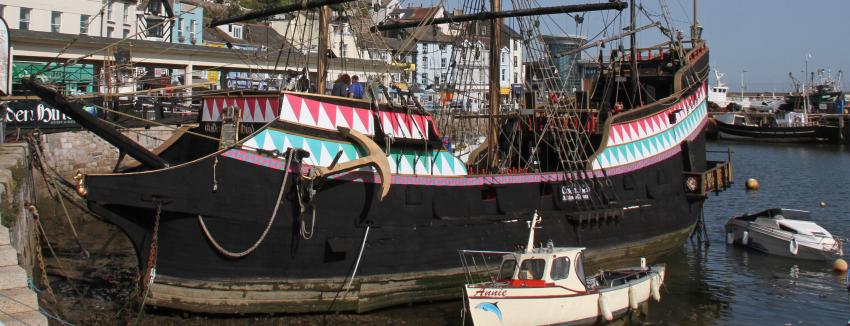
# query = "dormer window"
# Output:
<box><xmin>232</xmin><ymin>25</ymin><xmax>243</xmax><ymax>39</ymax></box>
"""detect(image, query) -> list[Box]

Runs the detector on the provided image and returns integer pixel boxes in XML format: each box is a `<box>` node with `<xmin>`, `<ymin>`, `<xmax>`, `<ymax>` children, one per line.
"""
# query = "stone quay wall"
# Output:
<box><xmin>39</xmin><ymin>127</ymin><xmax>178</xmax><ymax>175</ymax></box>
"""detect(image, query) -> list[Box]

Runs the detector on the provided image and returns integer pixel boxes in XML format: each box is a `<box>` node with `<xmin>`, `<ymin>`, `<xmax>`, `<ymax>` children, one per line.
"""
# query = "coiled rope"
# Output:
<box><xmin>197</xmin><ymin>149</ymin><xmax>294</xmax><ymax>258</ymax></box>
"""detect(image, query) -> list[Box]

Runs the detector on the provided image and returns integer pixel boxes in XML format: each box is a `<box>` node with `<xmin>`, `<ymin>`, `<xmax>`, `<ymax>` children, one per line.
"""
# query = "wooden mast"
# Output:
<box><xmin>691</xmin><ymin>0</ymin><xmax>701</xmax><ymax>43</ymax></box>
<box><xmin>629</xmin><ymin>0</ymin><xmax>639</xmax><ymax>105</ymax></box>
<box><xmin>318</xmin><ymin>5</ymin><xmax>330</xmax><ymax>94</ymax></box>
<box><xmin>487</xmin><ymin>0</ymin><xmax>502</xmax><ymax>170</ymax></box>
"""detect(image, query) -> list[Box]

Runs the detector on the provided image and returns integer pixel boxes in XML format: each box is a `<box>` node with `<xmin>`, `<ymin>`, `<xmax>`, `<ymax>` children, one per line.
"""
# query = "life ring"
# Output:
<box><xmin>741</xmin><ymin>231</ymin><xmax>749</xmax><ymax>246</ymax></box>
<box><xmin>598</xmin><ymin>294</ymin><xmax>613</xmax><ymax>321</ymax></box>
<box><xmin>789</xmin><ymin>237</ymin><xmax>799</xmax><ymax>256</ymax></box>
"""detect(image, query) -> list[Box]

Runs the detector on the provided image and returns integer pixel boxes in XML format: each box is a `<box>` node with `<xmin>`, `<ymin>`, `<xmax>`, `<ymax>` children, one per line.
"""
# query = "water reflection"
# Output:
<box><xmin>373</xmin><ymin>140</ymin><xmax>850</xmax><ymax>324</ymax></box>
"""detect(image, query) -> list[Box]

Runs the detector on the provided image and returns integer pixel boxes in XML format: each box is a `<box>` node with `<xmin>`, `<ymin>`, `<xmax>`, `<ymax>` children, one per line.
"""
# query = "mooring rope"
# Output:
<box><xmin>344</xmin><ymin>225</ymin><xmax>370</xmax><ymax>291</ymax></box>
<box><xmin>197</xmin><ymin>149</ymin><xmax>294</xmax><ymax>258</ymax></box>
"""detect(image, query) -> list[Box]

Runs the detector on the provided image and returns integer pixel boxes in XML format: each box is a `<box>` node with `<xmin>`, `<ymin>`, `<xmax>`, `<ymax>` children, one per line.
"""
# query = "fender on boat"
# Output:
<box><xmin>789</xmin><ymin>237</ymin><xmax>799</xmax><ymax>256</ymax></box>
<box><xmin>599</xmin><ymin>293</ymin><xmax>613</xmax><ymax>321</ymax></box>
<box><xmin>628</xmin><ymin>285</ymin><xmax>638</xmax><ymax>310</ymax></box>
<box><xmin>650</xmin><ymin>273</ymin><xmax>662</xmax><ymax>302</ymax></box>
<box><xmin>726</xmin><ymin>232</ymin><xmax>734</xmax><ymax>245</ymax></box>
<box><xmin>741</xmin><ymin>231</ymin><xmax>749</xmax><ymax>245</ymax></box>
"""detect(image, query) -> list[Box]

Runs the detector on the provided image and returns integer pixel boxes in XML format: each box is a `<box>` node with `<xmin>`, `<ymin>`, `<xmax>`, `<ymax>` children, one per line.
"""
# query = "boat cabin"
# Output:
<box><xmin>732</xmin><ymin>208</ymin><xmax>833</xmax><ymax>238</ymax></box>
<box><xmin>488</xmin><ymin>247</ymin><xmax>589</xmax><ymax>291</ymax></box>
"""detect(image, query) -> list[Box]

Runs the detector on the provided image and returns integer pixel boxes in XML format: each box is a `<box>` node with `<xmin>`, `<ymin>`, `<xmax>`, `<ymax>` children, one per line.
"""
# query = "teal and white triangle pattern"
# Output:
<box><xmin>593</xmin><ymin>101</ymin><xmax>706</xmax><ymax>170</ymax></box>
<box><xmin>241</xmin><ymin>129</ymin><xmax>468</xmax><ymax>176</ymax></box>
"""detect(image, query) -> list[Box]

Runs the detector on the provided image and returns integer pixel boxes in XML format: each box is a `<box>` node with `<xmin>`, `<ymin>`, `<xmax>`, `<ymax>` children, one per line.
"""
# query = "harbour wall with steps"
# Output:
<box><xmin>0</xmin><ymin>142</ymin><xmax>47</xmax><ymax>325</ymax></box>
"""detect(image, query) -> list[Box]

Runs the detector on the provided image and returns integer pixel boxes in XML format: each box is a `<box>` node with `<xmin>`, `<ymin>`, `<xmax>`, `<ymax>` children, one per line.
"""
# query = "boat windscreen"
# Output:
<box><xmin>778</xmin><ymin>209</ymin><xmax>812</xmax><ymax>220</ymax></box>
<box><xmin>498</xmin><ymin>259</ymin><xmax>516</xmax><ymax>281</ymax></box>
<box><xmin>736</xmin><ymin>208</ymin><xmax>812</xmax><ymax>221</ymax></box>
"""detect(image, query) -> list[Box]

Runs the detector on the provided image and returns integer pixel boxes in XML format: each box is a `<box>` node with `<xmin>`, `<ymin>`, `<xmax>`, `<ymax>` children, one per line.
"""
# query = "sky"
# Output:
<box><xmin>405</xmin><ymin>0</ymin><xmax>850</xmax><ymax>93</ymax></box>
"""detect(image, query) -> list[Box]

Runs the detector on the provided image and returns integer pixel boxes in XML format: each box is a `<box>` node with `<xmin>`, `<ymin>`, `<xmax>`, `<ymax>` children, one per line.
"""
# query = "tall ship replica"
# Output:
<box><xmin>25</xmin><ymin>0</ymin><xmax>731</xmax><ymax>314</ymax></box>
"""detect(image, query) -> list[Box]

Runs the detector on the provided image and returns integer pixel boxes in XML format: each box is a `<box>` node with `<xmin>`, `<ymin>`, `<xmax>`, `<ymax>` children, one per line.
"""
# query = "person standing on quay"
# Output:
<box><xmin>331</xmin><ymin>74</ymin><xmax>351</xmax><ymax>97</ymax></box>
<box><xmin>349</xmin><ymin>75</ymin><xmax>364</xmax><ymax>99</ymax></box>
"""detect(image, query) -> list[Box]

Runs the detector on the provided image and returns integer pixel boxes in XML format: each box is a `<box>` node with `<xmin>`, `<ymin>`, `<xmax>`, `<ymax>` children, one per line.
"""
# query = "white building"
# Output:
<box><xmin>0</xmin><ymin>0</ymin><xmax>137</xmax><ymax>38</ymax></box>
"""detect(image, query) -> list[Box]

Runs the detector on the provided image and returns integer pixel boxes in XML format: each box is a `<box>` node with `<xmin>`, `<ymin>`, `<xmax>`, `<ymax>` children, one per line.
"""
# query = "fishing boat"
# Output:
<box><xmin>461</xmin><ymin>212</ymin><xmax>664</xmax><ymax>325</ymax></box>
<box><xmin>24</xmin><ymin>0</ymin><xmax>731</xmax><ymax>314</ymax></box>
<box><xmin>725</xmin><ymin>208</ymin><xmax>843</xmax><ymax>261</ymax></box>
<box><xmin>712</xmin><ymin>111</ymin><xmax>834</xmax><ymax>142</ymax></box>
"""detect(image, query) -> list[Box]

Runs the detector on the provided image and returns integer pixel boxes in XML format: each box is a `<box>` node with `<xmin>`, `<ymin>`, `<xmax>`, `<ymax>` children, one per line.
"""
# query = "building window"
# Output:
<box><xmin>501</xmin><ymin>69</ymin><xmax>506</xmax><ymax>82</ymax></box>
<box><xmin>0</xmin><ymin>6</ymin><xmax>5</xmax><ymax>19</ymax></box>
<box><xmin>422</xmin><ymin>56</ymin><xmax>428</xmax><ymax>69</ymax></box>
<box><xmin>178</xmin><ymin>18</ymin><xmax>184</xmax><ymax>39</ymax></box>
<box><xmin>501</xmin><ymin>53</ymin><xmax>506</xmax><ymax>64</ymax></box>
<box><xmin>513</xmin><ymin>56</ymin><xmax>518</xmax><ymax>67</ymax></box>
<box><xmin>439</xmin><ymin>44</ymin><xmax>445</xmax><ymax>51</ymax></box>
<box><xmin>108</xmin><ymin>3</ymin><xmax>113</xmax><ymax>21</ymax></box>
<box><xmin>147</xmin><ymin>20</ymin><xmax>163</xmax><ymax>37</ymax></box>
<box><xmin>51</xmin><ymin>11</ymin><xmax>61</xmax><ymax>33</ymax></box>
<box><xmin>189</xmin><ymin>20</ymin><xmax>196</xmax><ymax>41</ymax></box>
<box><xmin>232</xmin><ymin>25</ymin><xmax>242</xmax><ymax>39</ymax></box>
<box><xmin>514</xmin><ymin>72</ymin><xmax>518</xmax><ymax>84</ymax></box>
<box><xmin>107</xmin><ymin>26</ymin><xmax>115</xmax><ymax>37</ymax></box>
<box><xmin>123</xmin><ymin>5</ymin><xmax>129</xmax><ymax>23</ymax></box>
<box><xmin>80</xmin><ymin>15</ymin><xmax>90</xmax><ymax>34</ymax></box>
<box><xmin>441</xmin><ymin>58</ymin><xmax>447</xmax><ymax>67</ymax></box>
<box><xmin>123</xmin><ymin>29</ymin><xmax>130</xmax><ymax>38</ymax></box>
<box><xmin>19</xmin><ymin>8</ymin><xmax>31</xmax><ymax>30</ymax></box>
<box><xmin>421</xmin><ymin>73</ymin><xmax>428</xmax><ymax>85</ymax></box>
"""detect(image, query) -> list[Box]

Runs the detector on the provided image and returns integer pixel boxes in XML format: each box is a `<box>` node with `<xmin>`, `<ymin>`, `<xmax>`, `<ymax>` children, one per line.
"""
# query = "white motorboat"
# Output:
<box><xmin>725</xmin><ymin>208</ymin><xmax>843</xmax><ymax>260</ymax></box>
<box><xmin>460</xmin><ymin>212</ymin><xmax>665</xmax><ymax>325</ymax></box>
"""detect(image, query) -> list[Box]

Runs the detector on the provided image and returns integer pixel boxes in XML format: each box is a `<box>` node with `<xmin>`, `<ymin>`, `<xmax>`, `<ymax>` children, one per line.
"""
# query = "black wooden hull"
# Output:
<box><xmin>84</xmin><ymin>126</ymin><xmax>708</xmax><ymax>312</ymax></box>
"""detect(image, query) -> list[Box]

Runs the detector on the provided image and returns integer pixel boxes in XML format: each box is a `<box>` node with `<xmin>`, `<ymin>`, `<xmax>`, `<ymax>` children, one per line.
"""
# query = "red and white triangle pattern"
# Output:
<box><xmin>378</xmin><ymin>111</ymin><xmax>436</xmax><ymax>140</ymax></box>
<box><xmin>279</xmin><ymin>94</ymin><xmax>375</xmax><ymax>136</ymax></box>
<box><xmin>202</xmin><ymin>96</ymin><xmax>281</xmax><ymax>123</ymax></box>
<box><xmin>607</xmin><ymin>84</ymin><xmax>706</xmax><ymax>146</ymax></box>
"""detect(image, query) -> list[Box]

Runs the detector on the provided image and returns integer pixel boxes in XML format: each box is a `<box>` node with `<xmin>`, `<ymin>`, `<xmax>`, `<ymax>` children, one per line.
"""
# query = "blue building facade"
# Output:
<box><xmin>171</xmin><ymin>1</ymin><xmax>203</xmax><ymax>45</ymax></box>
<box><xmin>543</xmin><ymin>35</ymin><xmax>586</xmax><ymax>92</ymax></box>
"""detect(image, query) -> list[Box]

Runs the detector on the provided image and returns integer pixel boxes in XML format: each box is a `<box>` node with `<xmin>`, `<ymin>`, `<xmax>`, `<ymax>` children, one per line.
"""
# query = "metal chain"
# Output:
<box><xmin>133</xmin><ymin>203</ymin><xmax>162</xmax><ymax>325</ymax></box>
<box><xmin>34</xmin><ymin>229</ymin><xmax>59</xmax><ymax>309</ymax></box>
<box><xmin>143</xmin><ymin>203</ymin><xmax>162</xmax><ymax>295</ymax></box>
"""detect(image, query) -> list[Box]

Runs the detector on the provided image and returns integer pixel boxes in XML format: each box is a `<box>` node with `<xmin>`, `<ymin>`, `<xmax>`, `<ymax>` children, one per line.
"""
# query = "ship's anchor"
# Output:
<box><xmin>307</xmin><ymin>127</ymin><xmax>392</xmax><ymax>200</ymax></box>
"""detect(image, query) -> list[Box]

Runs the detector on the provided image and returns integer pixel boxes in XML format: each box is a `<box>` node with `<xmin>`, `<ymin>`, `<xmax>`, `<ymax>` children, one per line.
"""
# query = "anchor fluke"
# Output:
<box><xmin>312</xmin><ymin>127</ymin><xmax>392</xmax><ymax>200</ymax></box>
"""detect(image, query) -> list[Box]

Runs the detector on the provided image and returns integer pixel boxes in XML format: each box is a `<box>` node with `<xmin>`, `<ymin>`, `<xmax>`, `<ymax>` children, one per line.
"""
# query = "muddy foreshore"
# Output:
<box><xmin>35</xmin><ymin>189</ymin><xmax>461</xmax><ymax>325</ymax></box>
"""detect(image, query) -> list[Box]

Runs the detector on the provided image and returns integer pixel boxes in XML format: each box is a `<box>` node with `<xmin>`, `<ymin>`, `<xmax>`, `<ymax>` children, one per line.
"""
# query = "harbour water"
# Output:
<box><xmin>649</xmin><ymin>140</ymin><xmax>850</xmax><ymax>325</ymax></box>
<box><xmin>369</xmin><ymin>140</ymin><xmax>850</xmax><ymax>325</ymax></box>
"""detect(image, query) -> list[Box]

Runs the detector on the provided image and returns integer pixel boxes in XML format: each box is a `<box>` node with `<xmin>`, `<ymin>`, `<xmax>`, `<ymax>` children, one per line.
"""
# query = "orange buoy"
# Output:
<box><xmin>745</xmin><ymin>178</ymin><xmax>760</xmax><ymax>191</ymax></box>
<box><xmin>833</xmin><ymin>259</ymin><xmax>848</xmax><ymax>273</ymax></box>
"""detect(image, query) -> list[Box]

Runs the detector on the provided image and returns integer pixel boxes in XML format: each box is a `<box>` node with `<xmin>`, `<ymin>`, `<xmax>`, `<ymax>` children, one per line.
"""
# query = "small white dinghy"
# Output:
<box><xmin>460</xmin><ymin>212</ymin><xmax>665</xmax><ymax>325</ymax></box>
<box><xmin>725</xmin><ymin>208</ymin><xmax>843</xmax><ymax>260</ymax></box>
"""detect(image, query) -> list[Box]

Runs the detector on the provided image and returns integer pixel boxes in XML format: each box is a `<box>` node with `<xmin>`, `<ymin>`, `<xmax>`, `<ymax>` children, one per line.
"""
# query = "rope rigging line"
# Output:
<box><xmin>196</xmin><ymin>149</ymin><xmax>295</xmax><ymax>258</ymax></box>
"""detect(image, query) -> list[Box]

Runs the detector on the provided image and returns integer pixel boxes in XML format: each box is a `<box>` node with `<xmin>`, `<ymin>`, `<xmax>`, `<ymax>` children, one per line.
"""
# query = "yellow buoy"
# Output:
<box><xmin>745</xmin><ymin>178</ymin><xmax>760</xmax><ymax>190</ymax></box>
<box><xmin>833</xmin><ymin>259</ymin><xmax>848</xmax><ymax>273</ymax></box>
